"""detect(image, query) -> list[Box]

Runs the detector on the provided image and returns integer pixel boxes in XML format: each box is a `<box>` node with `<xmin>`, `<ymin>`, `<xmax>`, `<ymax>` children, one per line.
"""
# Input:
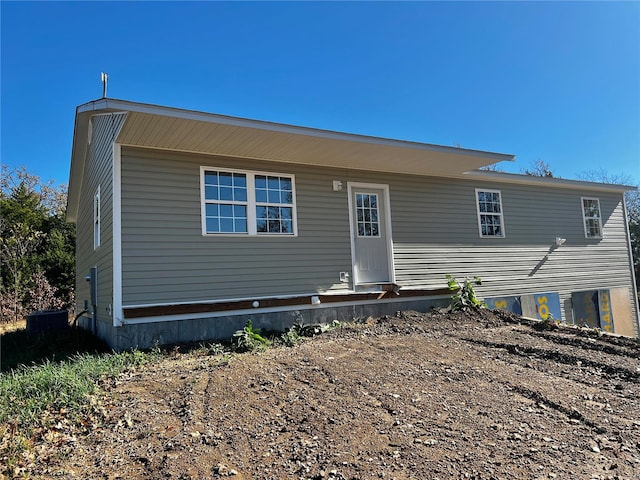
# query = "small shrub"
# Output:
<box><xmin>26</xmin><ymin>271</ymin><xmax>65</xmax><ymax>312</ymax></box>
<box><xmin>279</xmin><ymin>327</ymin><xmax>302</xmax><ymax>347</ymax></box>
<box><xmin>202</xmin><ymin>342</ymin><xmax>226</xmax><ymax>356</ymax></box>
<box><xmin>446</xmin><ymin>274</ymin><xmax>486</xmax><ymax>311</ymax></box>
<box><xmin>276</xmin><ymin>320</ymin><xmax>342</xmax><ymax>347</ymax></box>
<box><xmin>293</xmin><ymin>320</ymin><xmax>341</xmax><ymax>338</ymax></box>
<box><xmin>231</xmin><ymin>320</ymin><xmax>270</xmax><ymax>352</ymax></box>
<box><xmin>0</xmin><ymin>291</ymin><xmax>25</xmax><ymax>325</ymax></box>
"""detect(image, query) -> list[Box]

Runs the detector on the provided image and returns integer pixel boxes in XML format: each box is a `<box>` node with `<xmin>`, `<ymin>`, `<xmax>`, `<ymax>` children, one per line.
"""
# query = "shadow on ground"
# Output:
<box><xmin>1</xmin><ymin>326</ymin><xmax>110</xmax><ymax>372</ymax></box>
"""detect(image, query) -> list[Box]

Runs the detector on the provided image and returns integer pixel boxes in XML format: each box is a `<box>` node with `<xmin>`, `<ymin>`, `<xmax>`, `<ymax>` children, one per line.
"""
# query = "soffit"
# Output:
<box><xmin>115</xmin><ymin>110</ymin><xmax>514</xmax><ymax>176</ymax></box>
<box><xmin>68</xmin><ymin>98</ymin><xmax>516</xmax><ymax>222</ymax></box>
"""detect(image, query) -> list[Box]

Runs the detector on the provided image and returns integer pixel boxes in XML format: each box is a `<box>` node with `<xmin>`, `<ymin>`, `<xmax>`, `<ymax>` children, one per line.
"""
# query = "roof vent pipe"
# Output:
<box><xmin>101</xmin><ymin>72</ymin><xmax>108</xmax><ymax>98</ymax></box>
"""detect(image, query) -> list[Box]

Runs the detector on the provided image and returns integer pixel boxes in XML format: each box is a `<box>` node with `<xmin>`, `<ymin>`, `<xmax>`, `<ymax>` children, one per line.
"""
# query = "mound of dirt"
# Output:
<box><xmin>35</xmin><ymin>310</ymin><xmax>640</xmax><ymax>479</ymax></box>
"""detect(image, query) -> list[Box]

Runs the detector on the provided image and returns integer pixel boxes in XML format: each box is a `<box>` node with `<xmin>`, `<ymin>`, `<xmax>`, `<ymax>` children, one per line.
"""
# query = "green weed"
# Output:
<box><xmin>278</xmin><ymin>327</ymin><xmax>302</xmax><ymax>347</ymax></box>
<box><xmin>231</xmin><ymin>320</ymin><xmax>270</xmax><ymax>352</ymax></box>
<box><xmin>446</xmin><ymin>274</ymin><xmax>487</xmax><ymax>311</ymax></box>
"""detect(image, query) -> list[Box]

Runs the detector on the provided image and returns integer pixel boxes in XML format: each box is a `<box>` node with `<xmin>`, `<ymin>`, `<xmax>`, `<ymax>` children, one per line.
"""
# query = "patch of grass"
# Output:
<box><xmin>0</xmin><ymin>348</ymin><xmax>155</xmax><ymax>478</ymax></box>
<box><xmin>0</xmin><ymin>349</ymin><xmax>150</xmax><ymax>430</ymax></box>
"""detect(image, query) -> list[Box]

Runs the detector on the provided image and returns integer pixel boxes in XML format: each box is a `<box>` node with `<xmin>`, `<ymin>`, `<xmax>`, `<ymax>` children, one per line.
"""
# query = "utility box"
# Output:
<box><xmin>26</xmin><ymin>309</ymin><xmax>69</xmax><ymax>334</ymax></box>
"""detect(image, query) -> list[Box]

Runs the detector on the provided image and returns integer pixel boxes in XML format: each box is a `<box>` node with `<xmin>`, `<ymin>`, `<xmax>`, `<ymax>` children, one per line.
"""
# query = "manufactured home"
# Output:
<box><xmin>67</xmin><ymin>98</ymin><xmax>639</xmax><ymax>350</ymax></box>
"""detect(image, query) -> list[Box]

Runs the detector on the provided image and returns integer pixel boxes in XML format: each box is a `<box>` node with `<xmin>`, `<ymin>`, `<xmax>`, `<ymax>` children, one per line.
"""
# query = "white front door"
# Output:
<box><xmin>349</xmin><ymin>184</ymin><xmax>393</xmax><ymax>285</ymax></box>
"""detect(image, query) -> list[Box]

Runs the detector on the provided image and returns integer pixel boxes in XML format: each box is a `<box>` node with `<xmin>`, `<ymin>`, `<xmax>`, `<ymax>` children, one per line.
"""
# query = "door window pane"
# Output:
<box><xmin>355</xmin><ymin>193</ymin><xmax>381</xmax><ymax>237</ymax></box>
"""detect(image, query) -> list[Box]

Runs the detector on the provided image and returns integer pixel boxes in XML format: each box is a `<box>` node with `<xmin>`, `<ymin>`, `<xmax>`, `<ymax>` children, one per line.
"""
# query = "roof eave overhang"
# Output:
<box><xmin>464</xmin><ymin>169</ymin><xmax>637</xmax><ymax>193</ymax></box>
<box><xmin>66</xmin><ymin>98</ymin><xmax>514</xmax><ymax>222</ymax></box>
<box><xmin>81</xmin><ymin>98</ymin><xmax>516</xmax><ymax>164</ymax></box>
<box><xmin>75</xmin><ymin>97</ymin><xmax>515</xmax><ymax>180</ymax></box>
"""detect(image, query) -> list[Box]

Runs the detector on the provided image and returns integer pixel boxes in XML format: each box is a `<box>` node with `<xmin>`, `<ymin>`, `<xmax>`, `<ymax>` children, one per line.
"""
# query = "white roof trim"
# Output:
<box><xmin>465</xmin><ymin>169</ymin><xmax>637</xmax><ymax>192</ymax></box>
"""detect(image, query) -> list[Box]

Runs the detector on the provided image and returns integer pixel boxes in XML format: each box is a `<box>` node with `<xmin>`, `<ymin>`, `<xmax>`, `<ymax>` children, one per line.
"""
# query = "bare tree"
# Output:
<box><xmin>27</xmin><ymin>271</ymin><xmax>65</xmax><ymax>312</ymax></box>
<box><xmin>479</xmin><ymin>163</ymin><xmax>505</xmax><ymax>173</ymax></box>
<box><xmin>523</xmin><ymin>160</ymin><xmax>554</xmax><ymax>178</ymax></box>
<box><xmin>577</xmin><ymin>169</ymin><xmax>639</xmax><ymax>218</ymax></box>
<box><xmin>0</xmin><ymin>222</ymin><xmax>44</xmax><ymax>322</ymax></box>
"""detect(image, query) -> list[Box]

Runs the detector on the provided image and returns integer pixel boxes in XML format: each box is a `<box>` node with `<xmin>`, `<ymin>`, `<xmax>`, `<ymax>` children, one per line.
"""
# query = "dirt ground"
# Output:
<box><xmin>34</xmin><ymin>310</ymin><xmax>640</xmax><ymax>479</ymax></box>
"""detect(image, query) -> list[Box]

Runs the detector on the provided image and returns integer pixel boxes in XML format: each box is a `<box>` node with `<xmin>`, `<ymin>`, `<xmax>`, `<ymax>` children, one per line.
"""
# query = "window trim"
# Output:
<box><xmin>475</xmin><ymin>188</ymin><xmax>506</xmax><ymax>238</ymax></box>
<box><xmin>200</xmin><ymin>166</ymin><xmax>298</xmax><ymax>237</ymax></box>
<box><xmin>581</xmin><ymin>196</ymin><xmax>603</xmax><ymax>239</ymax></box>
<box><xmin>93</xmin><ymin>186</ymin><xmax>101</xmax><ymax>249</ymax></box>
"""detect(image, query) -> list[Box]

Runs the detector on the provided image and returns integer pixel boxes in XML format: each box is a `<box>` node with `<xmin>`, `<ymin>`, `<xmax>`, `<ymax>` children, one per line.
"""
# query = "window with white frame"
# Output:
<box><xmin>475</xmin><ymin>188</ymin><xmax>505</xmax><ymax>238</ymax></box>
<box><xmin>201</xmin><ymin>167</ymin><xmax>296</xmax><ymax>235</ymax></box>
<box><xmin>93</xmin><ymin>186</ymin><xmax>101</xmax><ymax>249</ymax></box>
<box><xmin>581</xmin><ymin>197</ymin><xmax>602</xmax><ymax>238</ymax></box>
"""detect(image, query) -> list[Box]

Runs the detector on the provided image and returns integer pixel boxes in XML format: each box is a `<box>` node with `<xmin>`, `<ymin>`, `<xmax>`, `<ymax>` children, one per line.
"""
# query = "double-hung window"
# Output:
<box><xmin>203</xmin><ymin>171</ymin><xmax>248</xmax><ymax>233</ymax></box>
<box><xmin>255</xmin><ymin>175</ymin><xmax>294</xmax><ymax>234</ymax></box>
<box><xmin>581</xmin><ymin>197</ymin><xmax>602</xmax><ymax>238</ymax></box>
<box><xmin>475</xmin><ymin>188</ymin><xmax>505</xmax><ymax>238</ymax></box>
<box><xmin>201</xmin><ymin>167</ymin><xmax>296</xmax><ymax>236</ymax></box>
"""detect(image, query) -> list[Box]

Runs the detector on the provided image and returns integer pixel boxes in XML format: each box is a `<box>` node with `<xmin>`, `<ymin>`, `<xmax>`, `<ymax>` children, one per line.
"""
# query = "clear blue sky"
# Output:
<box><xmin>2</xmin><ymin>1</ymin><xmax>639</xmax><ymax>187</ymax></box>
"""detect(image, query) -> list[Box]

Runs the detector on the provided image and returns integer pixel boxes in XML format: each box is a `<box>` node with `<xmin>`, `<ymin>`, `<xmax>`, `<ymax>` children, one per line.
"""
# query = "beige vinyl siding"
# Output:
<box><xmin>75</xmin><ymin>113</ymin><xmax>127</xmax><ymax>328</ymax></box>
<box><xmin>120</xmin><ymin>147</ymin><xmax>636</xmax><ymax>328</ymax></box>
<box><xmin>120</xmin><ymin>148</ymin><xmax>353</xmax><ymax>305</ymax></box>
